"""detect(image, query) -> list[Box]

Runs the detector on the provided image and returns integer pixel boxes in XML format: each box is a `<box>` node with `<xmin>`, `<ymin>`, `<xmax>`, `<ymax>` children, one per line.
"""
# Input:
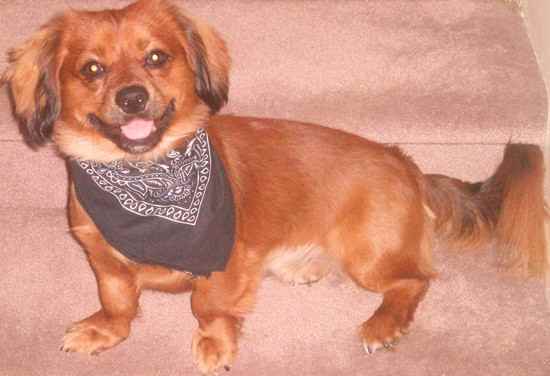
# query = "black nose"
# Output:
<box><xmin>115</xmin><ymin>85</ymin><xmax>149</xmax><ymax>114</ymax></box>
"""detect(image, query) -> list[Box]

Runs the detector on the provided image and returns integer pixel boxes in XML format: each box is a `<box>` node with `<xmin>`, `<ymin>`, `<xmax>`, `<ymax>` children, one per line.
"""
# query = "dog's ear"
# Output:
<box><xmin>172</xmin><ymin>9</ymin><xmax>231</xmax><ymax>114</ymax></box>
<box><xmin>2</xmin><ymin>17</ymin><xmax>63</xmax><ymax>147</ymax></box>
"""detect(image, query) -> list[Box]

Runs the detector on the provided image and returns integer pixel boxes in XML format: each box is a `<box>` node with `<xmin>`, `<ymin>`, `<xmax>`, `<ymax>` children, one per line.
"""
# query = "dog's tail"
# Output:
<box><xmin>424</xmin><ymin>143</ymin><xmax>548</xmax><ymax>277</ymax></box>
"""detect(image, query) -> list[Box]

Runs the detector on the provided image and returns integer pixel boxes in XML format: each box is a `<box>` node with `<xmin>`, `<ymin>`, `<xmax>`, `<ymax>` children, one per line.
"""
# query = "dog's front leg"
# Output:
<box><xmin>62</xmin><ymin>184</ymin><xmax>140</xmax><ymax>355</ymax></box>
<box><xmin>190</xmin><ymin>248</ymin><xmax>263</xmax><ymax>374</ymax></box>
<box><xmin>61</xmin><ymin>250</ymin><xmax>140</xmax><ymax>355</ymax></box>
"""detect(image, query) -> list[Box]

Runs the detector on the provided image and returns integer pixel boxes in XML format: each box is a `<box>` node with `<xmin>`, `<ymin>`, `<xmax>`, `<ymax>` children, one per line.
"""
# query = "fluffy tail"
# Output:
<box><xmin>424</xmin><ymin>144</ymin><xmax>548</xmax><ymax>277</ymax></box>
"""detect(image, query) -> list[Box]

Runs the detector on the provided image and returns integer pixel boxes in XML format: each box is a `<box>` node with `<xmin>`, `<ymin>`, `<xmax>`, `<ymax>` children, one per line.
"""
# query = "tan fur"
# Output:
<box><xmin>3</xmin><ymin>0</ymin><xmax>547</xmax><ymax>374</ymax></box>
<box><xmin>493</xmin><ymin>145</ymin><xmax>547</xmax><ymax>276</ymax></box>
<box><xmin>2</xmin><ymin>16</ymin><xmax>65</xmax><ymax>145</ymax></box>
<box><xmin>425</xmin><ymin>144</ymin><xmax>547</xmax><ymax>277</ymax></box>
<box><xmin>3</xmin><ymin>23</ymin><xmax>59</xmax><ymax>115</ymax></box>
<box><xmin>53</xmin><ymin>105</ymin><xmax>210</xmax><ymax>162</ymax></box>
<box><xmin>266</xmin><ymin>244</ymin><xmax>333</xmax><ymax>285</ymax></box>
<box><xmin>501</xmin><ymin>0</ymin><xmax>522</xmax><ymax>10</ymax></box>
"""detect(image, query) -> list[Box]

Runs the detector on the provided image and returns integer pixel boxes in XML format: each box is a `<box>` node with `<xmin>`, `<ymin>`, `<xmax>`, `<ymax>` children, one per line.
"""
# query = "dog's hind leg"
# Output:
<box><xmin>343</xmin><ymin>243</ymin><xmax>432</xmax><ymax>353</ymax></box>
<box><xmin>356</xmin><ymin>273</ymin><xmax>430</xmax><ymax>353</ymax></box>
<box><xmin>333</xmin><ymin>191</ymin><xmax>434</xmax><ymax>354</ymax></box>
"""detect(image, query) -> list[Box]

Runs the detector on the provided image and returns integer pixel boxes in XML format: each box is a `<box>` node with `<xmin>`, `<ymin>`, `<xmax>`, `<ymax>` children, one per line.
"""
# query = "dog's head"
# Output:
<box><xmin>2</xmin><ymin>0</ymin><xmax>230</xmax><ymax>161</ymax></box>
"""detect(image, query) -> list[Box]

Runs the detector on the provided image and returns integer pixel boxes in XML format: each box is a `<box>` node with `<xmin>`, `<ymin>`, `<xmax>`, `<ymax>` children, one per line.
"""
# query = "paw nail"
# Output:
<box><xmin>363</xmin><ymin>343</ymin><xmax>375</xmax><ymax>355</ymax></box>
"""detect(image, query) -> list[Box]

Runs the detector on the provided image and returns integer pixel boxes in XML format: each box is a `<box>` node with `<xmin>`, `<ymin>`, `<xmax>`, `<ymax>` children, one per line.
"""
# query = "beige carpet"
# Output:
<box><xmin>1</xmin><ymin>1</ymin><xmax>549</xmax><ymax>375</ymax></box>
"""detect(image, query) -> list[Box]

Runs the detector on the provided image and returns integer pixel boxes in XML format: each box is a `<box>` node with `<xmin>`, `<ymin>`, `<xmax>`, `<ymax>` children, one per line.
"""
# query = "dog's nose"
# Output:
<box><xmin>115</xmin><ymin>85</ymin><xmax>149</xmax><ymax>114</ymax></box>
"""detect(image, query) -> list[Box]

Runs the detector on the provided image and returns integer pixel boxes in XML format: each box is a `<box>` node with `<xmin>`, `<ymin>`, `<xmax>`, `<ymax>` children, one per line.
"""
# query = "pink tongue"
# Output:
<box><xmin>120</xmin><ymin>119</ymin><xmax>156</xmax><ymax>140</ymax></box>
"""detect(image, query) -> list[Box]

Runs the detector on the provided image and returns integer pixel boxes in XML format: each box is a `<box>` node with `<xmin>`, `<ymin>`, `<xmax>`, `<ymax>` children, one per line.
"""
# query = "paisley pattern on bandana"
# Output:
<box><xmin>70</xmin><ymin>127</ymin><xmax>236</xmax><ymax>276</ymax></box>
<box><xmin>76</xmin><ymin>128</ymin><xmax>211</xmax><ymax>226</ymax></box>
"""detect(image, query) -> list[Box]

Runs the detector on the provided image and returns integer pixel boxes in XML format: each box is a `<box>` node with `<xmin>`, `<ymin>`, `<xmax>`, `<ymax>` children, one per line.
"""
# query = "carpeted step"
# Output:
<box><xmin>1</xmin><ymin>209</ymin><xmax>549</xmax><ymax>375</ymax></box>
<box><xmin>1</xmin><ymin>0</ymin><xmax>546</xmax><ymax>145</ymax></box>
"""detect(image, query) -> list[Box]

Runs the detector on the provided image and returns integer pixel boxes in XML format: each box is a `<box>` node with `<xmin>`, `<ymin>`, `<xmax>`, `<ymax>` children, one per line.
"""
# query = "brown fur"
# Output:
<box><xmin>2</xmin><ymin>0</ymin><xmax>547</xmax><ymax>374</ymax></box>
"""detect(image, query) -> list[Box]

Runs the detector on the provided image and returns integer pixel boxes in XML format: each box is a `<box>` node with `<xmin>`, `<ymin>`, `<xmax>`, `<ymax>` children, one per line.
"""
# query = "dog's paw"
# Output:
<box><xmin>360</xmin><ymin>314</ymin><xmax>408</xmax><ymax>355</ymax></box>
<box><xmin>61</xmin><ymin>314</ymin><xmax>128</xmax><ymax>355</ymax></box>
<box><xmin>192</xmin><ymin>329</ymin><xmax>235</xmax><ymax>375</ymax></box>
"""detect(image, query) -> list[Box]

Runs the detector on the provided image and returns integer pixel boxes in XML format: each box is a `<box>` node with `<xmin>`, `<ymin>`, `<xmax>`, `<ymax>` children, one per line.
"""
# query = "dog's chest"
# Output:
<box><xmin>69</xmin><ymin>128</ymin><xmax>235</xmax><ymax>277</ymax></box>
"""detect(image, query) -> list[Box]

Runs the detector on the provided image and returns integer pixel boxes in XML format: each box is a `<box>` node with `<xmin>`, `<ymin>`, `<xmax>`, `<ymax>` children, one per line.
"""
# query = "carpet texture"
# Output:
<box><xmin>1</xmin><ymin>0</ymin><xmax>549</xmax><ymax>375</ymax></box>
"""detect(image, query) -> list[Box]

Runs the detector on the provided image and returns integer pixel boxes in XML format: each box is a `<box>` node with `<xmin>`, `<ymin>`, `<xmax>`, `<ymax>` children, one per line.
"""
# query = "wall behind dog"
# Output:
<box><xmin>522</xmin><ymin>0</ymin><xmax>550</xmax><ymax>292</ymax></box>
<box><xmin>523</xmin><ymin>0</ymin><xmax>550</xmax><ymax>165</ymax></box>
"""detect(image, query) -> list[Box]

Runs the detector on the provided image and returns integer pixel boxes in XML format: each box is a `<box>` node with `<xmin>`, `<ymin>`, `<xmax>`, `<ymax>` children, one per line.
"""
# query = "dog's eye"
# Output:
<box><xmin>81</xmin><ymin>61</ymin><xmax>105</xmax><ymax>79</ymax></box>
<box><xmin>145</xmin><ymin>50</ymin><xmax>169</xmax><ymax>68</ymax></box>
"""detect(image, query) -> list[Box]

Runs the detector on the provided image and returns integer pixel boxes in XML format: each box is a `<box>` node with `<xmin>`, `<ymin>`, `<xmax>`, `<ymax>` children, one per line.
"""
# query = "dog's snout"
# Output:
<box><xmin>115</xmin><ymin>85</ymin><xmax>149</xmax><ymax>114</ymax></box>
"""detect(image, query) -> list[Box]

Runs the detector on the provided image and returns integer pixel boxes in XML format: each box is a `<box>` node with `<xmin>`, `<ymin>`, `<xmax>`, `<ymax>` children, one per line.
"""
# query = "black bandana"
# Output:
<box><xmin>69</xmin><ymin>128</ymin><xmax>235</xmax><ymax>277</ymax></box>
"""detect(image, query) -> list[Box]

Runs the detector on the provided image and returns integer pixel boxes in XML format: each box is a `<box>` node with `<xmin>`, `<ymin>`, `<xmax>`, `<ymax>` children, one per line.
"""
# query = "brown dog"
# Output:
<box><xmin>2</xmin><ymin>0</ymin><xmax>547</xmax><ymax>374</ymax></box>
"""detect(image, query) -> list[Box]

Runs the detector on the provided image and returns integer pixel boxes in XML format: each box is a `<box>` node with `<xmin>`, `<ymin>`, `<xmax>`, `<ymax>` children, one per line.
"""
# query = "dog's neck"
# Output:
<box><xmin>68</xmin><ymin>127</ymin><xmax>236</xmax><ymax>276</ymax></box>
<box><xmin>54</xmin><ymin>104</ymin><xmax>211</xmax><ymax>163</ymax></box>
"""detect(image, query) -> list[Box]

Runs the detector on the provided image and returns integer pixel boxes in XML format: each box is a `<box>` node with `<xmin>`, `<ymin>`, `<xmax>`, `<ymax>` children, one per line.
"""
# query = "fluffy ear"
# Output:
<box><xmin>172</xmin><ymin>9</ymin><xmax>231</xmax><ymax>114</ymax></box>
<box><xmin>2</xmin><ymin>17</ymin><xmax>63</xmax><ymax>147</ymax></box>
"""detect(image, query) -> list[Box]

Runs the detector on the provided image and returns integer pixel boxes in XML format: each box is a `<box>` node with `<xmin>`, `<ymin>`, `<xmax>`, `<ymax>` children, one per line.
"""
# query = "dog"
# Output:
<box><xmin>2</xmin><ymin>0</ymin><xmax>547</xmax><ymax>374</ymax></box>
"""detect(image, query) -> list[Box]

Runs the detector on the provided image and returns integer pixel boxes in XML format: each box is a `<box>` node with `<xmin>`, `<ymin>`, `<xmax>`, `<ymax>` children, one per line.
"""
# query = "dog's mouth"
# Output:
<box><xmin>88</xmin><ymin>99</ymin><xmax>176</xmax><ymax>154</ymax></box>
